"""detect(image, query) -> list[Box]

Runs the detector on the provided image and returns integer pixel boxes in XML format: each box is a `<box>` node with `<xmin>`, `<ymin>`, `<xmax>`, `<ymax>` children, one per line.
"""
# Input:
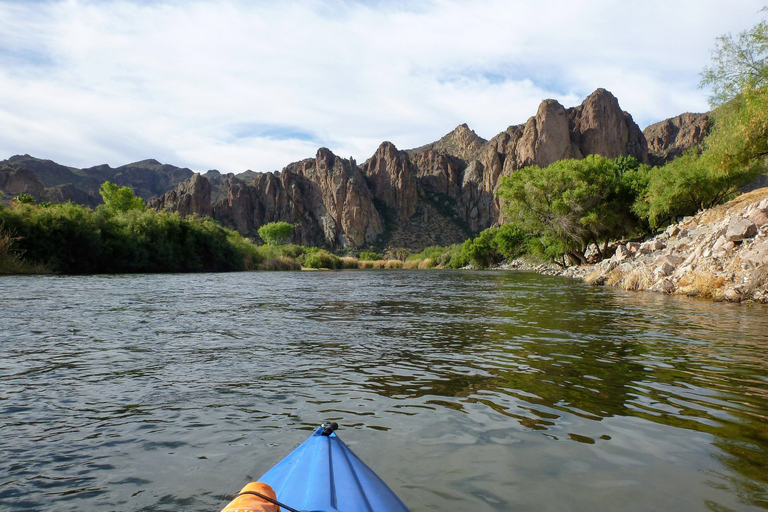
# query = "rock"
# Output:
<box><xmin>640</xmin><ymin>239</ymin><xmax>665</xmax><ymax>254</ymax></box>
<box><xmin>0</xmin><ymin>166</ymin><xmax>46</xmax><ymax>199</ymax></box>
<box><xmin>148</xmin><ymin>173</ymin><xmax>212</xmax><ymax>217</ymax></box>
<box><xmin>643</xmin><ymin>113</ymin><xmax>710</xmax><ymax>166</ymax></box>
<box><xmin>626</xmin><ymin>242</ymin><xmax>641</xmax><ymax>254</ymax></box>
<box><xmin>568</xmin><ymin>88</ymin><xmax>649</xmax><ymax>163</ymax></box>
<box><xmin>656</xmin><ymin>254</ymin><xmax>683</xmax><ymax>267</ymax></box>
<box><xmin>362</xmin><ymin>142</ymin><xmax>418</xmax><ymax>220</ymax></box>
<box><xmin>746</xmin><ymin>208</ymin><xmax>768</xmax><ymax>227</ymax></box>
<box><xmin>517</xmin><ymin>99</ymin><xmax>576</xmax><ymax>168</ymax></box>
<box><xmin>657</xmin><ymin>261</ymin><xmax>675</xmax><ymax>276</ymax></box>
<box><xmin>661</xmin><ymin>279</ymin><xmax>676</xmax><ymax>293</ymax></box>
<box><xmin>741</xmin><ymin>240</ymin><xmax>768</xmax><ymax>265</ymax></box>
<box><xmin>724</xmin><ymin>285</ymin><xmax>746</xmax><ymax>302</ymax></box>
<box><xmin>611</xmin><ymin>245</ymin><xmax>629</xmax><ymax>263</ymax></box>
<box><xmin>665</xmin><ymin>224</ymin><xmax>681</xmax><ymax>237</ymax></box>
<box><xmin>725</xmin><ymin>216</ymin><xmax>758</xmax><ymax>241</ymax></box>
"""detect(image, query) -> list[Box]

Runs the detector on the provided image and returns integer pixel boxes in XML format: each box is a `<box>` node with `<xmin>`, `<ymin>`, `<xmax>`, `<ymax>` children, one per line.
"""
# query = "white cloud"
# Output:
<box><xmin>0</xmin><ymin>0</ymin><xmax>765</xmax><ymax>173</ymax></box>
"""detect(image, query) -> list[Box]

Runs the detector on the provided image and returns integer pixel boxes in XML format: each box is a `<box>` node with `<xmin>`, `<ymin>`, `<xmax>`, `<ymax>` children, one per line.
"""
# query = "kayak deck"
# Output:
<box><xmin>258</xmin><ymin>427</ymin><xmax>410</xmax><ymax>512</ymax></box>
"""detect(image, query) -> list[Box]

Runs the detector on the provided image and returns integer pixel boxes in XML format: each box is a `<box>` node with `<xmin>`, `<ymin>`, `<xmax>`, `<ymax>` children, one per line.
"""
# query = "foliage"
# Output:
<box><xmin>0</xmin><ymin>201</ymin><xmax>259</xmax><ymax>273</ymax></box>
<box><xmin>638</xmin><ymin>85</ymin><xmax>768</xmax><ymax>227</ymax></box>
<box><xmin>497</xmin><ymin>155</ymin><xmax>648</xmax><ymax>265</ymax></box>
<box><xmin>99</xmin><ymin>181</ymin><xmax>145</xmax><ymax>213</ymax></box>
<box><xmin>359</xmin><ymin>251</ymin><xmax>383</xmax><ymax>261</ymax></box>
<box><xmin>701</xmin><ymin>15</ymin><xmax>768</xmax><ymax>106</ymax></box>
<box><xmin>257</xmin><ymin>221</ymin><xmax>293</xmax><ymax>246</ymax></box>
<box><xmin>13</xmin><ymin>194</ymin><xmax>36</xmax><ymax>205</ymax></box>
<box><xmin>301</xmin><ymin>250</ymin><xmax>342</xmax><ymax>269</ymax></box>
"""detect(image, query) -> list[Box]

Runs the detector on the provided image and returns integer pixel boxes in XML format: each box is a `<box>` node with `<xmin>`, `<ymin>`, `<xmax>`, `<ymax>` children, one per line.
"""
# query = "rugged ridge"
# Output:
<box><xmin>1</xmin><ymin>88</ymin><xmax>696</xmax><ymax>251</ymax></box>
<box><xmin>643</xmin><ymin>112</ymin><xmax>711</xmax><ymax>165</ymax></box>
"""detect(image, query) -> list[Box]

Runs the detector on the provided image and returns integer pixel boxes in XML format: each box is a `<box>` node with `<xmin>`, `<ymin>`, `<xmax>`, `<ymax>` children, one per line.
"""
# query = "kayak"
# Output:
<box><xmin>254</xmin><ymin>422</ymin><xmax>411</xmax><ymax>512</ymax></box>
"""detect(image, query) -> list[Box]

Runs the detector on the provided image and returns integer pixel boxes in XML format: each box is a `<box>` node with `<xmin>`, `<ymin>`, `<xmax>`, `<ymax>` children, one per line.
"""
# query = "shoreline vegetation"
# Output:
<box><xmin>2</xmin><ymin>19</ymin><xmax>767</xmax><ymax>303</ymax></box>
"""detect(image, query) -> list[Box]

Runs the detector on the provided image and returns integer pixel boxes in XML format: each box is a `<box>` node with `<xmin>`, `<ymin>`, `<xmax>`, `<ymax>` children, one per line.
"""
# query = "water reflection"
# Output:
<box><xmin>1</xmin><ymin>271</ymin><xmax>768</xmax><ymax>511</ymax></box>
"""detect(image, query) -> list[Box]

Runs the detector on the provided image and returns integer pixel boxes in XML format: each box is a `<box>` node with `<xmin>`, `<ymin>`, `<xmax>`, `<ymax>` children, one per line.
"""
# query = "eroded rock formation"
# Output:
<box><xmin>1</xmin><ymin>88</ymin><xmax>692</xmax><ymax>251</ymax></box>
<box><xmin>643</xmin><ymin>112</ymin><xmax>711</xmax><ymax>165</ymax></box>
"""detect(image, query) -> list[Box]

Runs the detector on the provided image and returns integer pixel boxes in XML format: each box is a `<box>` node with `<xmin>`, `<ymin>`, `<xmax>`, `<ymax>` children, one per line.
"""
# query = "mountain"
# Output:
<box><xmin>1</xmin><ymin>88</ymin><xmax>710</xmax><ymax>251</ymax></box>
<box><xmin>0</xmin><ymin>156</ymin><xmax>194</xmax><ymax>207</ymax></box>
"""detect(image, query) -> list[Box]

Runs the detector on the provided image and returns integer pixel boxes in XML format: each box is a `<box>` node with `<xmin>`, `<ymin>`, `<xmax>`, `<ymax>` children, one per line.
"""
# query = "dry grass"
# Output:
<box><xmin>697</xmin><ymin>187</ymin><xmax>768</xmax><ymax>224</ymax></box>
<box><xmin>620</xmin><ymin>266</ymin><xmax>654</xmax><ymax>291</ymax></box>
<box><xmin>340</xmin><ymin>256</ymin><xmax>359</xmax><ymax>269</ymax></box>
<box><xmin>584</xmin><ymin>268</ymin><xmax>606</xmax><ymax>284</ymax></box>
<box><xmin>418</xmin><ymin>258</ymin><xmax>436</xmax><ymax>269</ymax></box>
<box><xmin>403</xmin><ymin>260</ymin><xmax>418</xmax><ymax>269</ymax></box>
<box><xmin>358</xmin><ymin>260</ymin><xmax>375</xmax><ymax>269</ymax></box>
<box><xmin>677</xmin><ymin>271</ymin><xmax>727</xmax><ymax>298</ymax></box>
<box><xmin>258</xmin><ymin>256</ymin><xmax>301</xmax><ymax>271</ymax></box>
<box><xmin>384</xmin><ymin>259</ymin><xmax>403</xmax><ymax>269</ymax></box>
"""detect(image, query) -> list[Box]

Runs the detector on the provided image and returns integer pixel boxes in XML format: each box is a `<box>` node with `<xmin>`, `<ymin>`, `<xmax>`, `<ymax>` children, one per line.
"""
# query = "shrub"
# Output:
<box><xmin>302</xmin><ymin>250</ymin><xmax>341</xmax><ymax>269</ymax></box>
<box><xmin>258</xmin><ymin>221</ymin><xmax>293</xmax><ymax>246</ymax></box>
<box><xmin>359</xmin><ymin>251</ymin><xmax>383</xmax><ymax>260</ymax></box>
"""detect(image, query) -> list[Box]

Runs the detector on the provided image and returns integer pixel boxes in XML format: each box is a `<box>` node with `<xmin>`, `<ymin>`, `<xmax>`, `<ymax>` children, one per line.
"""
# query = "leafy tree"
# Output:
<box><xmin>257</xmin><ymin>221</ymin><xmax>293</xmax><ymax>246</ymax></box>
<box><xmin>701</xmin><ymin>14</ymin><xmax>768</xmax><ymax>106</ymax></box>
<box><xmin>99</xmin><ymin>181</ymin><xmax>145</xmax><ymax>213</ymax></box>
<box><xmin>497</xmin><ymin>155</ymin><xmax>647</xmax><ymax>265</ymax></box>
<box><xmin>12</xmin><ymin>194</ymin><xmax>36</xmax><ymax>205</ymax></box>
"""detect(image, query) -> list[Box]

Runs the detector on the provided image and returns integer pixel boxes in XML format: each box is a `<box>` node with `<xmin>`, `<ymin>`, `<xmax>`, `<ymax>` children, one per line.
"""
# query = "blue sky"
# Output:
<box><xmin>0</xmin><ymin>0</ymin><xmax>765</xmax><ymax>173</ymax></box>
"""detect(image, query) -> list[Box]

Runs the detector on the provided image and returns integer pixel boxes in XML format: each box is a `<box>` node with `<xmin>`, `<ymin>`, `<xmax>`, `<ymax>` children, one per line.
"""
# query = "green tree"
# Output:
<box><xmin>99</xmin><ymin>181</ymin><xmax>145</xmax><ymax>213</ymax></box>
<box><xmin>257</xmin><ymin>221</ymin><xmax>293</xmax><ymax>246</ymax></box>
<box><xmin>701</xmin><ymin>14</ymin><xmax>768</xmax><ymax>106</ymax></box>
<box><xmin>12</xmin><ymin>194</ymin><xmax>36</xmax><ymax>205</ymax></box>
<box><xmin>497</xmin><ymin>155</ymin><xmax>647</xmax><ymax>265</ymax></box>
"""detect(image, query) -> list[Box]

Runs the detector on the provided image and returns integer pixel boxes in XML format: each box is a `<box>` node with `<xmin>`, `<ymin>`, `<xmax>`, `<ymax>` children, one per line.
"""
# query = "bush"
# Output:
<box><xmin>0</xmin><ymin>201</ymin><xmax>263</xmax><ymax>273</ymax></box>
<box><xmin>359</xmin><ymin>251</ymin><xmax>383</xmax><ymax>261</ymax></box>
<box><xmin>258</xmin><ymin>221</ymin><xmax>293</xmax><ymax>246</ymax></box>
<box><xmin>301</xmin><ymin>250</ymin><xmax>342</xmax><ymax>269</ymax></box>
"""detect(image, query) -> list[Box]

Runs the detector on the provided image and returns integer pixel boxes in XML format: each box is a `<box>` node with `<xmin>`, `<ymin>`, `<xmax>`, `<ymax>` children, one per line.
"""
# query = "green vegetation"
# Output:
<box><xmin>636</xmin><ymin>15</ymin><xmax>768</xmax><ymax>228</ymax></box>
<box><xmin>0</xmin><ymin>201</ymin><xmax>258</xmax><ymax>273</ymax></box>
<box><xmin>258</xmin><ymin>221</ymin><xmax>293</xmax><ymax>246</ymax></box>
<box><xmin>99</xmin><ymin>181</ymin><xmax>145</xmax><ymax>213</ymax></box>
<box><xmin>12</xmin><ymin>194</ymin><xmax>36</xmax><ymax>205</ymax></box>
<box><xmin>496</xmin><ymin>155</ymin><xmax>648</xmax><ymax>266</ymax></box>
<box><xmin>358</xmin><ymin>251</ymin><xmax>382</xmax><ymax>261</ymax></box>
<box><xmin>700</xmin><ymin>14</ymin><xmax>768</xmax><ymax>106</ymax></box>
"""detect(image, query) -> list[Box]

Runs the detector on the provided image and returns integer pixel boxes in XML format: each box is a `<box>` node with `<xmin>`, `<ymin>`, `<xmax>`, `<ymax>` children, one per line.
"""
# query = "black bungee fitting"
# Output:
<box><xmin>320</xmin><ymin>422</ymin><xmax>339</xmax><ymax>436</ymax></box>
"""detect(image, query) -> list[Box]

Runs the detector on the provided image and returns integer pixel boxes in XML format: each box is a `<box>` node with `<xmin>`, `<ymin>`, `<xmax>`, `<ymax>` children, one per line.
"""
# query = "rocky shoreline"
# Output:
<box><xmin>498</xmin><ymin>187</ymin><xmax>768</xmax><ymax>304</ymax></box>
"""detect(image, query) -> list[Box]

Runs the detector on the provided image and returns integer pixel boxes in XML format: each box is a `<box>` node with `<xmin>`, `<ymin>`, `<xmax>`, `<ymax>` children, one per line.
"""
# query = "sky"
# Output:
<box><xmin>0</xmin><ymin>0</ymin><xmax>765</xmax><ymax>174</ymax></box>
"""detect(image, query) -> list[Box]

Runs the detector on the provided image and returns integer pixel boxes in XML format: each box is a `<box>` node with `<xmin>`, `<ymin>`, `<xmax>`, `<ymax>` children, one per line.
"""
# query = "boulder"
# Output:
<box><xmin>611</xmin><ymin>245</ymin><xmax>629</xmax><ymax>263</ymax></box>
<box><xmin>725</xmin><ymin>216</ymin><xmax>757</xmax><ymax>241</ymax></box>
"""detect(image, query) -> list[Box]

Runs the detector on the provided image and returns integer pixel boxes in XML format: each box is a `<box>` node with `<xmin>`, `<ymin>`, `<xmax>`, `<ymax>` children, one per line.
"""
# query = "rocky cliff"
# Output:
<box><xmin>643</xmin><ymin>112</ymin><xmax>711</xmax><ymax>165</ymax></box>
<box><xmin>2</xmin><ymin>88</ymin><xmax>701</xmax><ymax>251</ymax></box>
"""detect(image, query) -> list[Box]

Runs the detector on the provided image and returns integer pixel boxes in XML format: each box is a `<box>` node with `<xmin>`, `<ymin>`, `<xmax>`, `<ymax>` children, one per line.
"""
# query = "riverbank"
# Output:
<box><xmin>502</xmin><ymin>187</ymin><xmax>768</xmax><ymax>304</ymax></box>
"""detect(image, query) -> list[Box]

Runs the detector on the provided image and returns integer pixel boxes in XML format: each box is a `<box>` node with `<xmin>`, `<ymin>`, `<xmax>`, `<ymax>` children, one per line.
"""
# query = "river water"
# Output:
<box><xmin>1</xmin><ymin>270</ymin><xmax>768</xmax><ymax>511</ymax></box>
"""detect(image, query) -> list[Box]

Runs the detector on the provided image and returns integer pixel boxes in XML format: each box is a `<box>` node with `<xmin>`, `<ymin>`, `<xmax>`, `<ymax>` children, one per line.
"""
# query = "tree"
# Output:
<box><xmin>497</xmin><ymin>155</ymin><xmax>647</xmax><ymax>265</ymax></box>
<box><xmin>257</xmin><ymin>221</ymin><xmax>293</xmax><ymax>246</ymax></box>
<box><xmin>99</xmin><ymin>181</ymin><xmax>145</xmax><ymax>213</ymax></box>
<box><xmin>701</xmin><ymin>14</ymin><xmax>768</xmax><ymax>106</ymax></box>
<box><xmin>12</xmin><ymin>194</ymin><xmax>36</xmax><ymax>205</ymax></box>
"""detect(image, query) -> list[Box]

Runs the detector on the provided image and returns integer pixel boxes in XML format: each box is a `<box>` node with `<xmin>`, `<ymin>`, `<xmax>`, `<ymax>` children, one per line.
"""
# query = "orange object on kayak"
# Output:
<box><xmin>220</xmin><ymin>482</ymin><xmax>280</xmax><ymax>512</ymax></box>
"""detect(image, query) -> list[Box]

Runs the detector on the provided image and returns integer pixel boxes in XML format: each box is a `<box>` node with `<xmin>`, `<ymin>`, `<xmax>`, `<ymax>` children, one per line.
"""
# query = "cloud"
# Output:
<box><xmin>0</xmin><ymin>0</ymin><xmax>765</xmax><ymax>173</ymax></box>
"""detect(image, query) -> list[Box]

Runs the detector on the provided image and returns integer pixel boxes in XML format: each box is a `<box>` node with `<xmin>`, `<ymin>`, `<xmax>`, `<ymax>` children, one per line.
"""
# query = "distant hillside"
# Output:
<box><xmin>1</xmin><ymin>88</ymin><xmax>711</xmax><ymax>251</ymax></box>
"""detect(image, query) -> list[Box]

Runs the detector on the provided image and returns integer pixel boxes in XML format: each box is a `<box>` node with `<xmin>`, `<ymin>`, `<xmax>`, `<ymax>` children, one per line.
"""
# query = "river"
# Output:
<box><xmin>1</xmin><ymin>270</ymin><xmax>767</xmax><ymax>511</ymax></box>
